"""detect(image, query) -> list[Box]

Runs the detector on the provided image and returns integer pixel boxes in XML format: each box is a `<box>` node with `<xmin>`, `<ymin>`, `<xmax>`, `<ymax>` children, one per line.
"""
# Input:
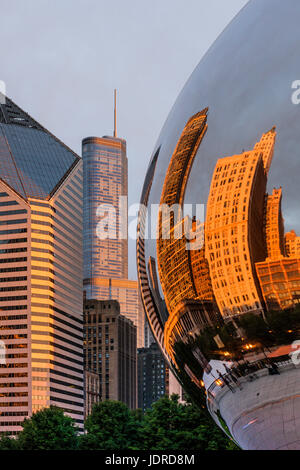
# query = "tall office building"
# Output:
<box><xmin>82</xmin><ymin>94</ymin><xmax>144</xmax><ymax>347</ymax></box>
<box><xmin>82</xmin><ymin>134</ymin><xmax>128</xmax><ymax>282</ymax></box>
<box><xmin>137</xmin><ymin>343</ymin><xmax>167</xmax><ymax>412</ymax></box>
<box><xmin>137</xmin><ymin>343</ymin><xmax>185</xmax><ymax>412</ymax></box>
<box><xmin>0</xmin><ymin>96</ymin><xmax>84</xmax><ymax>434</ymax></box>
<box><xmin>83</xmin><ymin>299</ymin><xmax>137</xmax><ymax>409</ymax></box>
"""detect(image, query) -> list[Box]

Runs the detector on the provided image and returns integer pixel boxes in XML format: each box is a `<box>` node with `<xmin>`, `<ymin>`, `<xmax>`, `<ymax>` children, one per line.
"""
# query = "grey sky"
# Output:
<box><xmin>0</xmin><ymin>0</ymin><xmax>248</xmax><ymax>278</ymax></box>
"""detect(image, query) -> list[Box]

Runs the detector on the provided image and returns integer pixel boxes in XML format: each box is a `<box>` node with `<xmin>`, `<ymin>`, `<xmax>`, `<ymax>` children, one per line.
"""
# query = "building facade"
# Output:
<box><xmin>137</xmin><ymin>343</ymin><xmax>167</xmax><ymax>412</ymax></box>
<box><xmin>82</xmin><ymin>134</ymin><xmax>144</xmax><ymax>348</ymax></box>
<box><xmin>83</xmin><ymin>135</ymin><xmax>128</xmax><ymax>283</ymax></box>
<box><xmin>83</xmin><ymin>299</ymin><xmax>137</xmax><ymax>409</ymax></box>
<box><xmin>84</xmin><ymin>369</ymin><xmax>100</xmax><ymax>419</ymax></box>
<box><xmin>0</xmin><ymin>96</ymin><xmax>84</xmax><ymax>434</ymax></box>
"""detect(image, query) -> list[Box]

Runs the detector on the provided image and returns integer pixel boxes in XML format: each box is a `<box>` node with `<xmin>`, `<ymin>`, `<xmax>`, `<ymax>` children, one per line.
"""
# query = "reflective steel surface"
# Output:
<box><xmin>137</xmin><ymin>0</ymin><xmax>300</xmax><ymax>450</ymax></box>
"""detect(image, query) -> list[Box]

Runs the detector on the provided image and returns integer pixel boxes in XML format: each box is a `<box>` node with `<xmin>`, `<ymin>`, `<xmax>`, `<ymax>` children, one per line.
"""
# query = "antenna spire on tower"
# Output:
<box><xmin>114</xmin><ymin>89</ymin><xmax>117</xmax><ymax>138</ymax></box>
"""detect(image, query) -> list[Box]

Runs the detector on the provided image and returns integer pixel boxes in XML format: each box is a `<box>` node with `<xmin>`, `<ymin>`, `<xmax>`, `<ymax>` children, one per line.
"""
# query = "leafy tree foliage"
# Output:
<box><xmin>137</xmin><ymin>394</ymin><xmax>232</xmax><ymax>450</ymax></box>
<box><xmin>79</xmin><ymin>400</ymin><xmax>142</xmax><ymax>450</ymax></box>
<box><xmin>0</xmin><ymin>397</ymin><xmax>235</xmax><ymax>450</ymax></box>
<box><xmin>17</xmin><ymin>405</ymin><xmax>78</xmax><ymax>450</ymax></box>
<box><xmin>0</xmin><ymin>433</ymin><xmax>19</xmax><ymax>450</ymax></box>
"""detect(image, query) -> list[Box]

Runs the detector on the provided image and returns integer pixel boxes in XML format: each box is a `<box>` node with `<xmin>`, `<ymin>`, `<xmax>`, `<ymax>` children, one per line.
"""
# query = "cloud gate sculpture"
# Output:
<box><xmin>137</xmin><ymin>0</ymin><xmax>300</xmax><ymax>450</ymax></box>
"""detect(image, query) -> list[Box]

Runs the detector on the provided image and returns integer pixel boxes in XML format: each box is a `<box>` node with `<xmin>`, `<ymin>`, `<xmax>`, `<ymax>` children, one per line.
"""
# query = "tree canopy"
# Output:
<box><xmin>0</xmin><ymin>396</ymin><xmax>236</xmax><ymax>451</ymax></box>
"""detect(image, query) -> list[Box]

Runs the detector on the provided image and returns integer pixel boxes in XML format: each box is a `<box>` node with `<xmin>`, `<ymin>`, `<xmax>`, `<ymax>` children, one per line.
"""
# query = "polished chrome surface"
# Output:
<box><xmin>137</xmin><ymin>0</ymin><xmax>300</xmax><ymax>450</ymax></box>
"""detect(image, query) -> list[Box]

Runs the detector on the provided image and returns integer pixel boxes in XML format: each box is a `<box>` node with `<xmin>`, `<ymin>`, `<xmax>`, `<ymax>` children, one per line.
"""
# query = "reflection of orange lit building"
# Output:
<box><xmin>156</xmin><ymin>109</ymin><xmax>223</xmax><ymax>360</ymax></box>
<box><xmin>265</xmin><ymin>188</ymin><xmax>286</xmax><ymax>260</ymax></box>
<box><xmin>205</xmin><ymin>128</ymin><xmax>276</xmax><ymax>318</ymax></box>
<box><xmin>157</xmin><ymin>109</ymin><xmax>208</xmax><ymax>315</ymax></box>
<box><xmin>189</xmin><ymin>219</ymin><xmax>215</xmax><ymax>302</ymax></box>
<box><xmin>285</xmin><ymin>230</ymin><xmax>300</xmax><ymax>257</ymax></box>
<box><xmin>256</xmin><ymin>258</ymin><xmax>300</xmax><ymax>310</ymax></box>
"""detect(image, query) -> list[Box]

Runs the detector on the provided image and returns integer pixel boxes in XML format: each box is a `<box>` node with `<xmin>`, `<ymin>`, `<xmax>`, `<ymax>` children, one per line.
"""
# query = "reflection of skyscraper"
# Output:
<box><xmin>205</xmin><ymin>128</ymin><xmax>276</xmax><ymax>317</ymax></box>
<box><xmin>148</xmin><ymin>256</ymin><xmax>168</xmax><ymax>323</ymax></box>
<box><xmin>83</xmin><ymin>104</ymin><xmax>144</xmax><ymax>348</ymax></box>
<box><xmin>285</xmin><ymin>230</ymin><xmax>300</xmax><ymax>257</ymax></box>
<box><xmin>265</xmin><ymin>188</ymin><xmax>285</xmax><ymax>260</ymax></box>
<box><xmin>137</xmin><ymin>148</ymin><xmax>166</xmax><ymax>355</ymax></box>
<box><xmin>157</xmin><ymin>109</ymin><xmax>208</xmax><ymax>315</ymax></box>
<box><xmin>156</xmin><ymin>110</ymin><xmax>222</xmax><ymax>361</ymax></box>
<box><xmin>189</xmin><ymin>219</ymin><xmax>215</xmax><ymax>302</ymax></box>
<box><xmin>256</xmin><ymin>258</ymin><xmax>300</xmax><ymax>311</ymax></box>
<box><xmin>255</xmin><ymin>189</ymin><xmax>300</xmax><ymax>311</ymax></box>
<box><xmin>0</xmin><ymin>96</ymin><xmax>84</xmax><ymax>434</ymax></box>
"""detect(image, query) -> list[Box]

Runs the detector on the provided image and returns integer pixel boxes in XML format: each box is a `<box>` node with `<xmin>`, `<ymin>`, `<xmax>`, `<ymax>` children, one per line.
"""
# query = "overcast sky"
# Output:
<box><xmin>0</xmin><ymin>0</ymin><xmax>248</xmax><ymax>278</ymax></box>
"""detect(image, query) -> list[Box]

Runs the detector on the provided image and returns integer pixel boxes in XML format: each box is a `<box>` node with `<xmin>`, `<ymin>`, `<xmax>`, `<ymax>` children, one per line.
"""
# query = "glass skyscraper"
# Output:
<box><xmin>83</xmin><ymin>130</ymin><xmax>144</xmax><ymax>348</ymax></box>
<box><xmin>83</xmin><ymin>135</ymin><xmax>128</xmax><ymax>283</ymax></box>
<box><xmin>0</xmin><ymin>95</ymin><xmax>83</xmax><ymax>434</ymax></box>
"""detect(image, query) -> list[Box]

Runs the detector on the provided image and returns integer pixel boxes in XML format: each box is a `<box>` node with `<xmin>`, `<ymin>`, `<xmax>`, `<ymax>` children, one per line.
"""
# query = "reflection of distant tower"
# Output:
<box><xmin>205</xmin><ymin>128</ymin><xmax>276</xmax><ymax>318</ymax></box>
<box><xmin>255</xmin><ymin>190</ymin><xmax>300</xmax><ymax>311</ymax></box>
<box><xmin>148</xmin><ymin>256</ymin><xmax>168</xmax><ymax>324</ymax></box>
<box><xmin>137</xmin><ymin>148</ymin><xmax>167</xmax><ymax>356</ymax></box>
<box><xmin>265</xmin><ymin>187</ymin><xmax>286</xmax><ymax>260</ymax></box>
<box><xmin>285</xmin><ymin>230</ymin><xmax>300</xmax><ymax>257</ymax></box>
<box><xmin>156</xmin><ymin>109</ymin><xmax>222</xmax><ymax>361</ymax></box>
<box><xmin>189</xmin><ymin>218</ymin><xmax>215</xmax><ymax>302</ymax></box>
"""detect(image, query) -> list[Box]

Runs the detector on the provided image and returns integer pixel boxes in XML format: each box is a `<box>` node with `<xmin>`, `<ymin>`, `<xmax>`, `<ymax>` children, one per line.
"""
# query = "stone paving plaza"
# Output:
<box><xmin>208</xmin><ymin>363</ymin><xmax>300</xmax><ymax>449</ymax></box>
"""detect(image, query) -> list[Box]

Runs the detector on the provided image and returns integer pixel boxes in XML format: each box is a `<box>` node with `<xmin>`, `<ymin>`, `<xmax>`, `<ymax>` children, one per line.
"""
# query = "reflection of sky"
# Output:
<box><xmin>146</xmin><ymin>0</ymin><xmax>300</xmax><ymax>269</ymax></box>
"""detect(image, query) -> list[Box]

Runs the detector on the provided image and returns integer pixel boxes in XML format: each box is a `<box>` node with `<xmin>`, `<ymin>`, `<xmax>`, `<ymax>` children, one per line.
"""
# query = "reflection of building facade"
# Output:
<box><xmin>256</xmin><ymin>258</ymin><xmax>300</xmax><ymax>311</ymax></box>
<box><xmin>148</xmin><ymin>256</ymin><xmax>168</xmax><ymax>324</ymax></box>
<box><xmin>285</xmin><ymin>230</ymin><xmax>300</xmax><ymax>257</ymax></box>
<box><xmin>164</xmin><ymin>299</ymin><xmax>218</xmax><ymax>360</ymax></box>
<box><xmin>157</xmin><ymin>109</ymin><xmax>208</xmax><ymax>315</ymax></box>
<box><xmin>137</xmin><ymin>148</ymin><xmax>166</xmax><ymax>356</ymax></box>
<box><xmin>205</xmin><ymin>128</ymin><xmax>276</xmax><ymax>317</ymax></box>
<box><xmin>189</xmin><ymin>219</ymin><xmax>215</xmax><ymax>302</ymax></box>
<box><xmin>255</xmin><ymin>181</ymin><xmax>300</xmax><ymax>311</ymax></box>
<box><xmin>83</xmin><ymin>299</ymin><xmax>137</xmax><ymax>409</ymax></box>
<box><xmin>265</xmin><ymin>188</ymin><xmax>286</xmax><ymax>260</ymax></box>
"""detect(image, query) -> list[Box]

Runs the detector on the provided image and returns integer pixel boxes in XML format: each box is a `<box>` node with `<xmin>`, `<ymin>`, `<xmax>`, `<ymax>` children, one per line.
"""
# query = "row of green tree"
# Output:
<box><xmin>0</xmin><ymin>395</ymin><xmax>237</xmax><ymax>450</ymax></box>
